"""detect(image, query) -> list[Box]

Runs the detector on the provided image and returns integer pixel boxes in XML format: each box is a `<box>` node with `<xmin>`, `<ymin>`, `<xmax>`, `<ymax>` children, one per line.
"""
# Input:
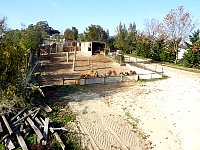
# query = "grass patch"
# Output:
<box><xmin>159</xmin><ymin>61</ymin><xmax>200</xmax><ymax>73</ymax></box>
<box><xmin>0</xmin><ymin>144</ymin><xmax>5</xmax><ymax>150</ymax></box>
<box><xmin>49</xmin><ymin>105</ymin><xmax>75</xmax><ymax>126</ymax></box>
<box><xmin>48</xmin><ymin>104</ymin><xmax>81</xmax><ymax>149</ymax></box>
<box><xmin>127</xmin><ymin>53</ymin><xmax>151</xmax><ymax>60</ymax></box>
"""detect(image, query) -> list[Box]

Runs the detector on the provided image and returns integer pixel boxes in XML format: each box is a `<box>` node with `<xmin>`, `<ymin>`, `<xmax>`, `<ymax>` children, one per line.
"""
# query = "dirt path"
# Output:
<box><xmin>40</xmin><ymin>52</ymin><xmax>200</xmax><ymax>150</ymax></box>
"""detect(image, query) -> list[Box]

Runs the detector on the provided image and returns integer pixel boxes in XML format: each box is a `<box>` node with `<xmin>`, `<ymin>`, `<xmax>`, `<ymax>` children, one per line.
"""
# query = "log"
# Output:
<box><xmin>1</xmin><ymin>114</ymin><xmax>13</xmax><ymax>135</ymax></box>
<box><xmin>5</xmin><ymin>138</ymin><xmax>15</xmax><ymax>150</ymax></box>
<box><xmin>16</xmin><ymin>132</ymin><xmax>28</xmax><ymax>150</ymax></box>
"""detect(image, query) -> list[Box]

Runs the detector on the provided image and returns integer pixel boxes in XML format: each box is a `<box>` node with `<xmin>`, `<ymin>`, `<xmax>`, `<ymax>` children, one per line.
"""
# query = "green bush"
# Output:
<box><xmin>182</xmin><ymin>49</ymin><xmax>200</xmax><ymax>69</ymax></box>
<box><xmin>159</xmin><ymin>51</ymin><xmax>175</xmax><ymax>63</ymax></box>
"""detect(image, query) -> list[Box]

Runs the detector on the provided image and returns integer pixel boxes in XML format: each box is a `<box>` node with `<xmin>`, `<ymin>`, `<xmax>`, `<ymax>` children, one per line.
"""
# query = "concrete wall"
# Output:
<box><xmin>79</xmin><ymin>75</ymin><xmax>138</xmax><ymax>85</ymax></box>
<box><xmin>81</xmin><ymin>42</ymin><xmax>92</xmax><ymax>55</ymax></box>
<box><xmin>126</xmin><ymin>63</ymin><xmax>162</xmax><ymax>80</ymax></box>
<box><xmin>138</xmin><ymin>73</ymin><xmax>162</xmax><ymax>80</ymax></box>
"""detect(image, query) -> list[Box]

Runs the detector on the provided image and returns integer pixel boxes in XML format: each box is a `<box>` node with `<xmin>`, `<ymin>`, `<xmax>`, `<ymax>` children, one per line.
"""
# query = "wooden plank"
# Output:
<box><xmin>40</xmin><ymin>117</ymin><xmax>65</xmax><ymax>150</ymax></box>
<box><xmin>0</xmin><ymin>120</ymin><xmax>3</xmax><ymax>132</ymax></box>
<box><xmin>42</xmin><ymin>103</ymin><xmax>52</xmax><ymax>113</ymax></box>
<box><xmin>52</xmin><ymin>127</ymin><xmax>67</xmax><ymax>131</ymax></box>
<box><xmin>10</xmin><ymin>107</ymin><xmax>27</xmax><ymax>122</ymax></box>
<box><xmin>34</xmin><ymin>117</ymin><xmax>44</xmax><ymax>128</ymax></box>
<box><xmin>42</xmin><ymin>117</ymin><xmax>49</xmax><ymax>145</ymax></box>
<box><xmin>25</xmin><ymin>116</ymin><xmax>43</xmax><ymax>141</ymax></box>
<box><xmin>16</xmin><ymin>132</ymin><xmax>28</xmax><ymax>150</ymax></box>
<box><xmin>0</xmin><ymin>123</ymin><xmax>20</xmax><ymax>143</ymax></box>
<box><xmin>12</xmin><ymin>108</ymin><xmax>39</xmax><ymax>126</ymax></box>
<box><xmin>1</xmin><ymin>114</ymin><xmax>13</xmax><ymax>135</ymax></box>
<box><xmin>5</xmin><ymin>138</ymin><xmax>15</xmax><ymax>150</ymax></box>
<box><xmin>50</xmin><ymin>129</ymin><xmax>65</xmax><ymax>150</ymax></box>
<box><xmin>31</xmin><ymin>108</ymin><xmax>40</xmax><ymax>119</ymax></box>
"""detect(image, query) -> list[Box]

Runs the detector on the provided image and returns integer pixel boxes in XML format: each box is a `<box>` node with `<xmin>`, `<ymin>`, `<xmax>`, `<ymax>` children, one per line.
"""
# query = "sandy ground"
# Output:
<box><xmin>39</xmin><ymin>52</ymin><xmax>130</xmax><ymax>85</ymax></box>
<box><xmin>40</xmin><ymin>52</ymin><xmax>200</xmax><ymax>150</ymax></box>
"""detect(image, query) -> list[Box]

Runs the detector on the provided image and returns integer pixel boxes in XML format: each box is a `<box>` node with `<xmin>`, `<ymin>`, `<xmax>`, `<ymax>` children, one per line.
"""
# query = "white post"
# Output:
<box><xmin>72</xmin><ymin>46</ymin><xmax>76</xmax><ymax>71</ymax></box>
<box><xmin>66</xmin><ymin>52</ymin><xmax>69</xmax><ymax>62</ymax></box>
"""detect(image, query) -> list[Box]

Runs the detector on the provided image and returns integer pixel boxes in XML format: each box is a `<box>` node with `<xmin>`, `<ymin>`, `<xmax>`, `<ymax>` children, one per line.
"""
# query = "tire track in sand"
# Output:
<box><xmin>77</xmin><ymin>112</ymin><xmax>148</xmax><ymax>150</ymax></box>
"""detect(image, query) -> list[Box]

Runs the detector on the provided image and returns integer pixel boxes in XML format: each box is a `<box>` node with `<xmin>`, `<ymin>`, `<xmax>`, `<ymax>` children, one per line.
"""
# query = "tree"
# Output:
<box><xmin>127</xmin><ymin>22</ymin><xmax>137</xmax><ymax>53</ymax></box>
<box><xmin>135</xmin><ymin>32</ymin><xmax>151</xmax><ymax>58</ymax></box>
<box><xmin>0</xmin><ymin>17</ymin><xmax>7</xmax><ymax>33</ymax></box>
<box><xmin>107</xmin><ymin>36</ymin><xmax>115</xmax><ymax>50</ymax></box>
<box><xmin>77</xmin><ymin>33</ymin><xmax>85</xmax><ymax>42</ymax></box>
<box><xmin>163</xmin><ymin>6</ymin><xmax>197</xmax><ymax>64</ymax></box>
<box><xmin>64</xmin><ymin>28</ymin><xmax>74</xmax><ymax>40</ymax></box>
<box><xmin>36</xmin><ymin>21</ymin><xmax>60</xmax><ymax>36</ymax></box>
<box><xmin>64</xmin><ymin>27</ymin><xmax>78</xmax><ymax>40</ymax></box>
<box><xmin>183</xmin><ymin>30</ymin><xmax>200</xmax><ymax>68</ymax></box>
<box><xmin>144</xmin><ymin>18</ymin><xmax>160</xmax><ymax>53</ymax></box>
<box><xmin>20</xmin><ymin>24</ymin><xmax>44</xmax><ymax>52</ymax></box>
<box><xmin>84</xmin><ymin>24</ymin><xmax>109</xmax><ymax>42</ymax></box>
<box><xmin>72</xmin><ymin>27</ymin><xmax>78</xmax><ymax>40</ymax></box>
<box><xmin>114</xmin><ymin>22</ymin><xmax>128</xmax><ymax>53</ymax></box>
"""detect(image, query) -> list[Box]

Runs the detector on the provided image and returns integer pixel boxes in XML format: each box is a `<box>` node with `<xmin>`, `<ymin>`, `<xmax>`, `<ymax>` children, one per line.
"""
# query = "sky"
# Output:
<box><xmin>1</xmin><ymin>0</ymin><xmax>200</xmax><ymax>36</ymax></box>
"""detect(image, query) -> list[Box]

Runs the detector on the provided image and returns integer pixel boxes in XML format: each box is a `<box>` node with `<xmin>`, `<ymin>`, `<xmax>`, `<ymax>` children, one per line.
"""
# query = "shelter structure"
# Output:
<box><xmin>81</xmin><ymin>41</ymin><xmax>106</xmax><ymax>55</ymax></box>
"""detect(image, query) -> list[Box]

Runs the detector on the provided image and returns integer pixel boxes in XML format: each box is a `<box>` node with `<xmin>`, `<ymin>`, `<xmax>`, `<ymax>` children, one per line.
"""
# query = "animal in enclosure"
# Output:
<box><xmin>107</xmin><ymin>70</ymin><xmax>112</xmax><ymax>76</ymax></box>
<box><xmin>107</xmin><ymin>70</ymin><xmax>117</xmax><ymax>76</ymax></box>
<box><xmin>112</xmin><ymin>70</ymin><xmax>117</xmax><ymax>76</ymax></box>
<box><xmin>129</xmin><ymin>70</ymin><xmax>137</xmax><ymax>75</ymax></box>
<box><xmin>120</xmin><ymin>70</ymin><xmax>137</xmax><ymax>76</ymax></box>
<box><xmin>88</xmin><ymin>69</ymin><xmax>98</xmax><ymax>77</ymax></box>
<box><xmin>79</xmin><ymin>74</ymin><xmax>86</xmax><ymax>79</ymax></box>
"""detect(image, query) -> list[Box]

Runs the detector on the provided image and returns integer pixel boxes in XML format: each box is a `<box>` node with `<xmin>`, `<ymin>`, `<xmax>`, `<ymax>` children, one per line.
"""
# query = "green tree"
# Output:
<box><xmin>0</xmin><ymin>17</ymin><xmax>7</xmax><ymax>34</ymax></box>
<box><xmin>77</xmin><ymin>33</ymin><xmax>85</xmax><ymax>42</ymax></box>
<box><xmin>36</xmin><ymin>21</ymin><xmax>60</xmax><ymax>36</ymax></box>
<box><xmin>127</xmin><ymin>22</ymin><xmax>137</xmax><ymax>53</ymax></box>
<box><xmin>107</xmin><ymin>36</ymin><xmax>115</xmax><ymax>50</ymax></box>
<box><xmin>0</xmin><ymin>28</ymin><xmax>31</xmax><ymax>89</ymax></box>
<box><xmin>135</xmin><ymin>32</ymin><xmax>151</xmax><ymax>58</ymax></box>
<box><xmin>72</xmin><ymin>27</ymin><xmax>78</xmax><ymax>40</ymax></box>
<box><xmin>114</xmin><ymin>22</ymin><xmax>128</xmax><ymax>53</ymax></box>
<box><xmin>64</xmin><ymin>27</ymin><xmax>78</xmax><ymax>40</ymax></box>
<box><xmin>183</xmin><ymin>30</ymin><xmax>200</xmax><ymax>68</ymax></box>
<box><xmin>84</xmin><ymin>24</ymin><xmax>109</xmax><ymax>42</ymax></box>
<box><xmin>20</xmin><ymin>24</ymin><xmax>44</xmax><ymax>52</ymax></box>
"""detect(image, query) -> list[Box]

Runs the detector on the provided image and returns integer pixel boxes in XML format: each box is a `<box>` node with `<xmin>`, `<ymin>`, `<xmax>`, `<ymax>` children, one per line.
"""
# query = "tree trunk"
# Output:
<box><xmin>174</xmin><ymin>41</ymin><xmax>178</xmax><ymax>64</ymax></box>
<box><xmin>175</xmin><ymin>49</ymin><xmax>178</xmax><ymax>64</ymax></box>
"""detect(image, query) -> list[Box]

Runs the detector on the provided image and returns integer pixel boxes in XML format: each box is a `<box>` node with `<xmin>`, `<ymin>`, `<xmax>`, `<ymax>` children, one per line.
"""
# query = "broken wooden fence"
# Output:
<box><xmin>0</xmin><ymin>107</ymin><xmax>66</xmax><ymax>150</ymax></box>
